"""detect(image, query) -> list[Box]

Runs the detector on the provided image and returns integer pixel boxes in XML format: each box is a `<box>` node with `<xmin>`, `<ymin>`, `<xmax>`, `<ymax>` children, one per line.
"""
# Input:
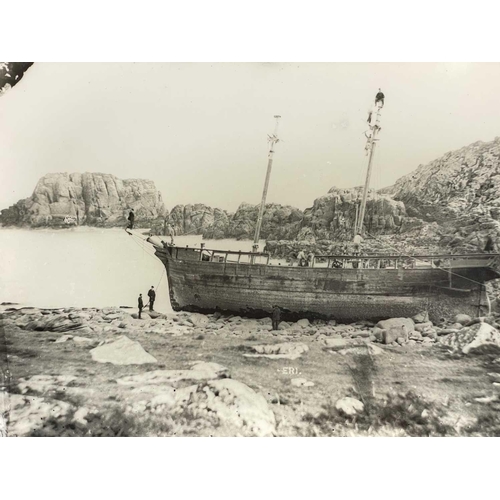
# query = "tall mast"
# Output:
<box><xmin>252</xmin><ymin>115</ymin><xmax>281</xmax><ymax>253</ymax></box>
<box><xmin>356</xmin><ymin>100</ymin><xmax>382</xmax><ymax>235</ymax></box>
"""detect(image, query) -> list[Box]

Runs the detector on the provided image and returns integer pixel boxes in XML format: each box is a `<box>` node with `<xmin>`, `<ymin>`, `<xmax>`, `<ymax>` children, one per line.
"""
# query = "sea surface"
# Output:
<box><xmin>0</xmin><ymin>228</ymin><xmax>262</xmax><ymax>312</ymax></box>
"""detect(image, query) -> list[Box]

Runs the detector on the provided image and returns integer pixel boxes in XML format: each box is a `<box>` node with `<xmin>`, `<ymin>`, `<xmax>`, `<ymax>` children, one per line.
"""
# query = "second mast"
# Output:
<box><xmin>252</xmin><ymin>115</ymin><xmax>281</xmax><ymax>253</ymax></box>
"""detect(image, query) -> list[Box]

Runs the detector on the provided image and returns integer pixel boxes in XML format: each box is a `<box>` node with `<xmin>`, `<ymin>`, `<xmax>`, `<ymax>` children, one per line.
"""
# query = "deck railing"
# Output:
<box><xmin>161</xmin><ymin>243</ymin><xmax>498</xmax><ymax>270</ymax></box>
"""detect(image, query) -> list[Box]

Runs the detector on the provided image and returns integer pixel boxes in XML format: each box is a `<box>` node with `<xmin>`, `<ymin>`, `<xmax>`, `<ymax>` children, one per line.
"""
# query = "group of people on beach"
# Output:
<box><xmin>137</xmin><ymin>286</ymin><xmax>156</xmax><ymax>319</ymax></box>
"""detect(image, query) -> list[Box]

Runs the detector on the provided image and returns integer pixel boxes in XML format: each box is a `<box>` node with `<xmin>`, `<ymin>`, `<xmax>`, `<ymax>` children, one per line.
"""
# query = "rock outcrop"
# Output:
<box><xmin>151</xmin><ymin>203</ymin><xmax>231</xmax><ymax>238</ymax></box>
<box><xmin>152</xmin><ymin>201</ymin><xmax>304</xmax><ymax>240</ymax></box>
<box><xmin>302</xmin><ymin>186</ymin><xmax>406</xmax><ymax>241</ymax></box>
<box><xmin>391</xmin><ymin>137</ymin><xmax>500</xmax><ymax>253</ymax></box>
<box><xmin>0</xmin><ymin>172</ymin><xmax>166</xmax><ymax>228</ymax></box>
<box><xmin>0</xmin><ymin>62</ymin><xmax>33</xmax><ymax>96</ymax></box>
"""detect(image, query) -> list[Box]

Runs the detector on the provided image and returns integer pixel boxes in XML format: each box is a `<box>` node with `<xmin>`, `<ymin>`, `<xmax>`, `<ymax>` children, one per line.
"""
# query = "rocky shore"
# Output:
<box><xmin>3</xmin><ymin>305</ymin><xmax>500</xmax><ymax>436</ymax></box>
<box><xmin>4</xmin><ymin>137</ymin><xmax>500</xmax><ymax>261</ymax></box>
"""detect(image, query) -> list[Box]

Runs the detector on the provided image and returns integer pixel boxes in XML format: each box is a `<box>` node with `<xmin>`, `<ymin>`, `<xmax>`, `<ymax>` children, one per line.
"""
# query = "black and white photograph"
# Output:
<box><xmin>3</xmin><ymin>60</ymin><xmax>500</xmax><ymax>440</ymax></box>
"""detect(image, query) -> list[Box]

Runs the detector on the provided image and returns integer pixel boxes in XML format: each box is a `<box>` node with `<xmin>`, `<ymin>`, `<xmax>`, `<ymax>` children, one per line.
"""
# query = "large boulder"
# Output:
<box><xmin>439</xmin><ymin>322</ymin><xmax>500</xmax><ymax>354</ymax></box>
<box><xmin>376</xmin><ymin>318</ymin><xmax>414</xmax><ymax>344</ymax></box>
<box><xmin>90</xmin><ymin>336</ymin><xmax>158</xmax><ymax>365</ymax></box>
<box><xmin>462</xmin><ymin>323</ymin><xmax>500</xmax><ymax>354</ymax></box>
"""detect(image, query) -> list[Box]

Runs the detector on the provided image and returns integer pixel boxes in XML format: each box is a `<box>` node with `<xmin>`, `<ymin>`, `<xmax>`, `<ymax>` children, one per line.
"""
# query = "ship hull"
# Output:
<box><xmin>153</xmin><ymin>246</ymin><xmax>500</xmax><ymax>322</ymax></box>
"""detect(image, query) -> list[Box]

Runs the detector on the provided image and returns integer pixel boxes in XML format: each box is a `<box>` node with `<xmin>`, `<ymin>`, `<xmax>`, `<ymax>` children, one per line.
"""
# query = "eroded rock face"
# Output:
<box><xmin>151</xmin><ymin>203</ymin><xmax>230</xmax><ymax>239</ymax></box>
<box><xmin>302</xmin><ymin>186</ymin><xmax>406</xmax><ymax>241</ymax></box>
<box><xmin>392</xmin><ymin>136</ymin><xmax>500</xmax><ymax>253</ymax></box>
<box><xmin>0</xmin><ymin>172</ymin><xmax>166</xmax><ymax>228</ymax></box>
<box><xmin>151</xmin><ymin>201</ymin><xmax>304</xmax><ymax>241</ymax></box>
<box><xmin>0</xmin><ymin>62</ymin><xmax>33</xmax><ymax>96</ymax></box>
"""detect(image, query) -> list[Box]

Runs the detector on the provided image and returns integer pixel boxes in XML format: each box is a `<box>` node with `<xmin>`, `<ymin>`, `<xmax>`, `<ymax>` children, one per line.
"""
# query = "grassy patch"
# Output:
<box><xmin>302</xmin><ymin>390</ymin><xmax>456</xmax><ymax>437</ymax></box>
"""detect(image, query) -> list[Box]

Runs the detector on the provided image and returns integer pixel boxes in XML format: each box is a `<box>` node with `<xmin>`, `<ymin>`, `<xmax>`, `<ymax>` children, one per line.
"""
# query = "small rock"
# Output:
<box><xmin>73</xmin><ymin>407</ymin><xmax>90</xmax><ymax>425</ymax></box>
<box><xmin>413</xmin><ymin>311</ymin><xmax>429</xmax><ymax>324</ymax></box>
<box><xmin>415</xmin><ymin>321</ymin><xmax>434</xmax><ymax>333</ymax></box>
<box><xmin>455</xmin><ymin>314</ymin><xmax>472</xmax><ymax>326</ymax></box>
<box><xmin>335</xmin><ymin>397</ymin><xmax>364</xmax><ymax>416</ymax></box>
<box><xmin>54</xmin><ymin>334</ymin><xmax>73</xmax><ymax>343</ymax></box>
<box><xmin>73</xmin><ymin>336</ymin><xmax>95</xmax><ymax>344</ymax></box>
<box><xmin>291</xmin><ymin>378</ymin><xmax>315</xmax><ymax>387</ymax></box>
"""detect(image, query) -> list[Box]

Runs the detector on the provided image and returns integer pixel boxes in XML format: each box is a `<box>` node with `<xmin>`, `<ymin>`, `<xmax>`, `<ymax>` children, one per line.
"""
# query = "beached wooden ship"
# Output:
<box><xmin>148</xmin><ymin>96</ymin><xmax>500</xmax><ymax>321</ymax></box>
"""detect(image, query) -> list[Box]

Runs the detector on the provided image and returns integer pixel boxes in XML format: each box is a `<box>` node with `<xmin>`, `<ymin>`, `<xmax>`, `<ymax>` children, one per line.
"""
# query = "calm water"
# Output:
<box><xmin>0</xmin><ymin>228</ymin><xmax>261</xmax><ymax>312</ymax></box>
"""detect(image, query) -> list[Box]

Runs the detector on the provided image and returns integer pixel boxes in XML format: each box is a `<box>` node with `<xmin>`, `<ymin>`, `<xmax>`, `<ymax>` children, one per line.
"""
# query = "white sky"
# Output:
<box><xmin>1</xmin><ymin>62</ymin><xmax>500</xmax><ymax>212</ymax></box>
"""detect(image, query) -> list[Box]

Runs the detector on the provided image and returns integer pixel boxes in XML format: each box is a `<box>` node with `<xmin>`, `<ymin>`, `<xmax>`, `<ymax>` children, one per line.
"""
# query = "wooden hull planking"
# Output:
<box><xmin>153</xmin><ymin>246</ymin><xmax>500</xmax><ymax>322</ymax></box>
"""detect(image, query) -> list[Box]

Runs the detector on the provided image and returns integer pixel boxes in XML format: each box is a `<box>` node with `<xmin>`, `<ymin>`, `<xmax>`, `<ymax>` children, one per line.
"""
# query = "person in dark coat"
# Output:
<box><xmin>147</xmin><ymin>286</ymin><xmax>156</xmax><ymax>311</ymax></box>
<box><xmin>272</xmin><ymin>305</ymin><xmax>281</xmax><ymax>330</ymax></box>
<box><xmin>138</xmin><ymin>293</ymin><xmax>144</xmax><ymax>319</ymax></box>
<box><xmin>127</xmin><ymin>209</ymin><xmax>135</xmax><ymax>230</ymax></box>
<box><xmin>375</xmin><ymin>88</ymin><xmax>385</xmax><ymax>107</ymax></box>
<box><xmin>485</xmin><ymin>235</ymin><xmax>496</xmax><ymax>253</ymax></box>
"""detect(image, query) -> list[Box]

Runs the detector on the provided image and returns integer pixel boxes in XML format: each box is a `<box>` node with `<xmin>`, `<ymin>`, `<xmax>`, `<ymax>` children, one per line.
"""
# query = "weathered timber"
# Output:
<box><xmin>151</xmin><ymin>244</ymin><xmax>500</xmax><ymax>322</ymax></box>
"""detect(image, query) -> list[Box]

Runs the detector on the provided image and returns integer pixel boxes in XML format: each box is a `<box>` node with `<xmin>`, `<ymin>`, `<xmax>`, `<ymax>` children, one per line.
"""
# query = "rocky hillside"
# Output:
<box><xmin>4</xmin><ymin>136</ymin><xmax>500</xmax><ymax>254</ymax></box>
<box><xmin>0</xmin><ymin>173</ymin><xmax>166</xmax><ymax>228</ymax></box>
<box><xmin>151</xmin><ymin>202</ymin><xmax>305</xmax><ymax>241</ymax></box>
<box><xmin>151</xmin><ymin>204</ymin><xmax>231</xmax><ymax>239</ymax></box>
<box><xmin>391</xmin><ymin>136</ymin><xmax>500</xmax><ymax>253</ymax></box>
<box><xmin>302</xmin><ymin>187</ymin><xmax>406</xmax><ymax>240</ymax></box>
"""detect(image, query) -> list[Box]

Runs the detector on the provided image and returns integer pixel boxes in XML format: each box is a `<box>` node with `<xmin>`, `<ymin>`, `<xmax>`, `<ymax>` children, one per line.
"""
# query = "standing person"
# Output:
<box><xmin>485</xmin><ymin>235</ymin><xmax>496</xmax><ymax>253</ymax></box>
<box><xmin>147</xmin><ymin>286</ymin><xmax>156</xmax><ymax>311</ymax></box>
<box><xmin>375</xmin><ymin>88</ymin><xmax>385</xmax><ymax>108</ymax></box>
<box><xmin>127</xmin><ymin>209</ymin><xmax>135</xmax><ymax>230</ymax></box>
<box><xmin>138</xmin><ymin>293</ymin><xmax>144</xmax><ymax>319</ymax></box>
<box><xmin>307</xmin><ymin>251</ymin><xmax>315</xmax><ymax>267</ymax></box>
<box><xmin>297</xmin><ymin>250</ymin><xmax>307</xmax><ymax>267</ymax></box>
<box><xmin>353</xmin><ymin>233</ymin><xmax>363</xmax><ymax>255</ymax></box>
<box><xmin>166</xmin><ymin>223</ymin><xmax>175</xmax><ymax>245</ymax></box>
<box><xmin>272</xmin><ymin>305</ymin><xmax>281</xmax><ymax>331</ymax></box>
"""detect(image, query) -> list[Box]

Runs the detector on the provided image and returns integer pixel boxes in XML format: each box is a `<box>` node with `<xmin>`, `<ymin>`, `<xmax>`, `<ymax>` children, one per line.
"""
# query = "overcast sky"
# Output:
<box><xmin>1</xmin><ymin>62</ymin><xmax>500</xmax><ymax>212</ymax></box>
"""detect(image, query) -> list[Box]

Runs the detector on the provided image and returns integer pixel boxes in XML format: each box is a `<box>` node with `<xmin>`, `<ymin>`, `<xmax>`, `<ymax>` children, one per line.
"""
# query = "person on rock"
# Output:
<box><xmin>138</xmin><ymin>293</ymin><xmax>144</xmax><ymax>319</ymax></box>
<box><xmin>127</xmin><ymin>208</ymin><xmax>135</xmax><ymax>230</ymax></box>
<box><xmin>272</xmin><ymin>305</ymin><xmax>281</xmax><ymax>330</ymax></box>
<box><xmin>147</xmin><ymin>286</ymin><xmax>156</xmax><ymax>311</ymax></box>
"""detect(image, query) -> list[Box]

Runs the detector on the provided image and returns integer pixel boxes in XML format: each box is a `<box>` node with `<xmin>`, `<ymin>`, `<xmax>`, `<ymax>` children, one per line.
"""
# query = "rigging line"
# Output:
<box><xmin>364</xmin><ymin>230</ymin><xmax>491</xmax><ymax>289</ymax></box>
<box><xmin>155</xmin><ymin>267</ymin><xmax>166</xmax><ymax>290</ymax></box>
<box><xmin>126</xmin><ymin>231</ymin><xmax>158</xmax><ymax>260</ymax></box>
